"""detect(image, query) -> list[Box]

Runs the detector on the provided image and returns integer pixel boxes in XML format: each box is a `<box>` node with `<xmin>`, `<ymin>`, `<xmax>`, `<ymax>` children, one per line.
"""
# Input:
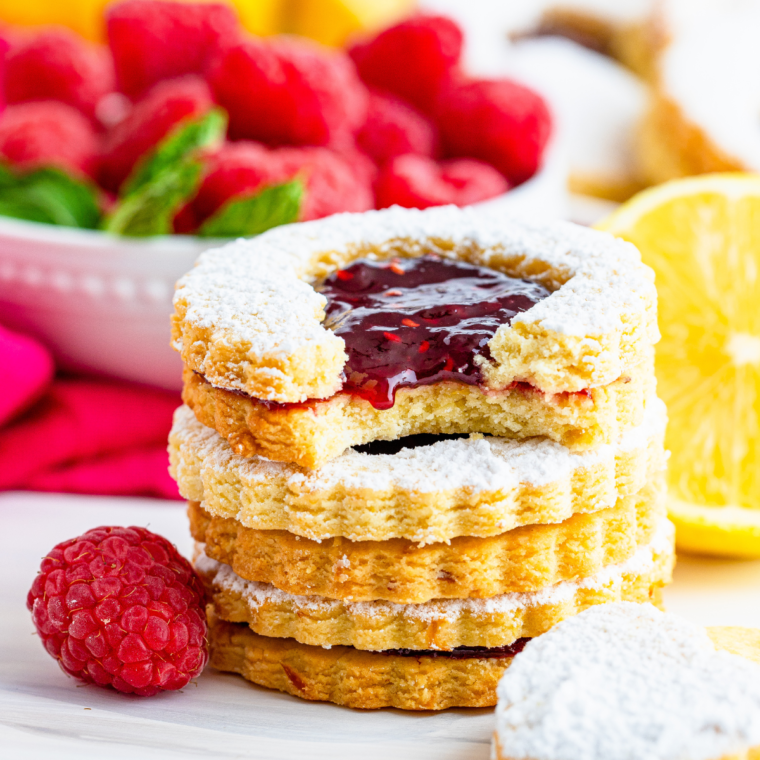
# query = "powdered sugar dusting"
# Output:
<box><xmin>195</xmin><ymin>518</ymin><xmax>673</xmax><ymax>629</ymax></box>
<box><xmin>174</xmin><ymin>207</ymin><xmax>656</xmax><ymax>388</ymax></box>
<box><xmin>172</xmin><ymin>397</ymin><xmax>665</xmax><ymax>496</ymax></box>
<box><xmin>495</xmin><ymin>601</ymin><xmax>760</xmax><ymax>760</ymax></box>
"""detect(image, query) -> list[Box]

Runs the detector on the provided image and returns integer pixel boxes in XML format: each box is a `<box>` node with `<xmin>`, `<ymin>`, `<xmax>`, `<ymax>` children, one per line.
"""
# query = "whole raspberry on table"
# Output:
<box><xmin>0</xmin><ymin>101</ymin><xmax>99</xmax><ymax>177</ymax></box>
<box><xmin>434</xmin><ymin>77</ymin><xmax>552</xmax><ymax>187</ymax></box>
<box><xmin>356</xmin><ymin>91</ymin><xmax>439</xmax><ymax>165</ymax></box>
<box><xmin>374</xmin><ymin>154</ymin><xmax>509</xmax><ymax>210</ymax></box>
<box><xmin>98</xmin><ymin>75</ymin><xmax>214</xmax><ymax>193</ymax></box>
<box><xmin>27</xmin><ymin>526</ymin><xmax>208</xmax><ymax>697</ymax></box>
<box><xmin>207</xmin><ymin>36</ymin><xmax>368</xmax><ymax>146</ymax></box>
<box><xmin>348</xmin><ymin>15</ymin><xmax>463</xmax><ymax>114</ymax></box>
<box><xmin>107</xmin><ymin>0</ymin><xmax>241</xmax><ymax>98</ymax></box>
<box><xmin>5</xmin><ymin>28</ymin><xmax>115</xmax><ymax>121</ymax></box>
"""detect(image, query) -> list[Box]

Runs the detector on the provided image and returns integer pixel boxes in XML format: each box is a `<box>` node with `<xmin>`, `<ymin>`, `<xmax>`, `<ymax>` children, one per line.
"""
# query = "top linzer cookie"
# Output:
<box><xmin>173</xmin><ymin>206</ymin><xmax>658</xmax><ymax>468</ymax></box>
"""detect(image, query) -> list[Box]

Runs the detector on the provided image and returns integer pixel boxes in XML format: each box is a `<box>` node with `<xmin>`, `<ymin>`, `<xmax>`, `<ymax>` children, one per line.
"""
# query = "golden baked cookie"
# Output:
<box><xmin>527</xmin><ymin>4</ymin><xmax>654</xmax><ymax>78</ymax></box>
<box><xmin>638</xmin><ymin>94</ymin><xmax>741</xmax><ymax>186</ymax></box>
<box><xmin>493</xmin><ymin>602</ymin><xmax>760</xmax><ymax>760</ymax></box>
<box><xmin>636</xmin><ymin>8</ymin><xmax>757</xmax><ymax>185</ymax></box>
<box><xmin>173</xmin><ymin>207</ymin><xmax>657</xmax><ymax>400</ymax></box>
<box><xmin>173</xmin><ymin>207</ymin><xmax>658</xmax><ymax>466</ymax></box>
<box><xmin>197</xmin><ymin>518</ymin><xmax>674</xmax><ymax>651</ymax></box>
<box><xmin>183</xmin><ymin>356</ymin><xmax>655</xmax><ymax>469</ymax></box>
<box><xmin>188</xmin><ymin>477</ymin><xmax>666</xmax><ymax>604</ymax></box>
<box><xmin>170</xmin><ymin>398</ymin><xmax>666</xmax><ymax>543</ymax></box>
<box><xmin>208</xmin><ymin>611</ymin><xmax>514</xmax><ymax>710</ymax></box>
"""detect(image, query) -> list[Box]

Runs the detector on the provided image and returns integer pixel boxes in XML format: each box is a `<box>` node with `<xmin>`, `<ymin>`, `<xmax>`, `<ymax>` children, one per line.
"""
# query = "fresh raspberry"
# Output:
<box><xmin>98</xmin><ymin>76</ymin><xmax>213</xmax><ymax>193</ymax></box>
<box><xmin>5</xmin><ymin>28</ymin><xmax>115</xmax><ymax>121</ymax></box>
<box><xmin>185</xmin><ymin>142</ymin><xmax>373</xmax><ymax>230</ymax></box>
<box><xmin>0</xmin><ymin>101</ymin><xmax>98</xmax><ymax>177</ymax></box>
<box><xmin>172</xmin><ymin>202</ymin><xmax>199</xmax><ymax>235</ymax></box>
<box><xmin>356</xmin><ymin>91</ymin><xmax>439</xmax><ymax>166</ymax></box>
<box><xmin>188</xmin><ymin>141</ymin><xmax>282</xmax><ymax>225</ymax></box>
<box><xmin>374</xmin><ymin>154</ymin><xmax>509</xmax><ymax>210</ymax></box>
<box><xmin>107</xmin><ymin>0</ymin><xmax>241</xmax><ymax>98</ymax></box>
<box><xmin>348</xmin><ymin>15</ymin><xmax>463</xmax><ymax>113</ymax></box>
<box><xmin>27</xmin><ymin>526</ymin><xmax>208</xmax><ymax>697</ymax></box>
<box><xmin>274</xmin><ymin>146</ymin><xmax>375</xmax><ymax>220</ymax></box>
<box><xmin>434</xmin><ymin>77</ymin><xmax>552</xmax><ymax>186</ymax></box>
<box><xmin>331</xmin><ymin>142</ymin><xmax>378</xmax><ymax>187</ymax></box>
<box><xmin>207</xmin><ymin>36</ymin><xmax>368</xmax><ymax>146</ymax></box>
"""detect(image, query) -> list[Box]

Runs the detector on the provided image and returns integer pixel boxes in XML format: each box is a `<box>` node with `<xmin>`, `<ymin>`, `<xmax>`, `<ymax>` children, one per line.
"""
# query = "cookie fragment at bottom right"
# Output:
<box><xmin>492</xmin><ymin>602</ymin><xmax>760</xmax><ymax>760</ymax></box>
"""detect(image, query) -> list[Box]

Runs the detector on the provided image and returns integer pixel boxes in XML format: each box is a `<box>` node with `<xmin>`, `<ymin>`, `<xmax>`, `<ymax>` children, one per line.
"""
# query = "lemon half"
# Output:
<box><xmin>598</xmin><ymin>173</ymin><xmax>760</xmax><ymax>558</ymax></box>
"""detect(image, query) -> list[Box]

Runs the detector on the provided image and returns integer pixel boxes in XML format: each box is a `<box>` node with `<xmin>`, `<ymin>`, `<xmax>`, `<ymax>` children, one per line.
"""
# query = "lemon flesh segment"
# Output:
<box><xmin>288</xmin><ymin>0</ymin><xmax>414</xmax><ymax>47</ymax></box>
<box><xmin>598</xmin><ymin>174</ymin><xmax>760</xmax><ymax>555</ymax></box>
<box><xmin>669</xmin><ymin>499</ymin><xmax>760</xmax><ymax>559</ymax></box>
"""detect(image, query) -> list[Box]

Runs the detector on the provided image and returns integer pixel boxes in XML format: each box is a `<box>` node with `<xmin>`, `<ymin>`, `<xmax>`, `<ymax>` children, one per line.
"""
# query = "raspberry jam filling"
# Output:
<box><xmin>381</xmin><ymin>639</ymin><xmax>529</xmax><ymax>660</ymax></box>
<box><xmin>319</xmin><ymin>255</ymin><xmax>551</xmax><ymax>410</ymax></box>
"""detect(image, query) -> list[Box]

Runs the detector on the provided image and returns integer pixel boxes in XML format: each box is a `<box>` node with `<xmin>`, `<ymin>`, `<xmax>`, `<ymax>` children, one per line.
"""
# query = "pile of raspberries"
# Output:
<box><xmin>0</xmin><ymin>0</ymin><xmax>552</xmax><ymax>230</ymax></box>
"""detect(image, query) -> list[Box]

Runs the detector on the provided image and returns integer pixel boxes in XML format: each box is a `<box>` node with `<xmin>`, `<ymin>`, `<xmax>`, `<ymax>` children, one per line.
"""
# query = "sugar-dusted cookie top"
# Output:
<box><xmin>494</xmin><ymin>602</ymin><xmax>760</xmax><ymax>760</ymax></box>
<box><xmin>172</xmin><ymin>205</ymin><xmax>658</xmax><ymax>403</ymax></box>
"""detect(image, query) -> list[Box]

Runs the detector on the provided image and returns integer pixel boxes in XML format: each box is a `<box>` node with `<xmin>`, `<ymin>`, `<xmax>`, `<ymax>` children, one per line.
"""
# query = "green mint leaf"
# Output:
<box><xmin>103</xmin><ymin>160</ymin><xmax>202</xmax><ymax>236</ymax></box>
<box><xmin>0</xmin><ymin>164</ymin><xmax>18</xmax><ymax>188</ymax></box>
<box><xmin>121</xmin><ymin>108</ymin><xmax>227</xmax><ymax>197</ymax></box>
<box><xmin>0</xmin><ymin>194</ymin><xmax>59</xmax><ymax>225</ymax></box>
<box><xmin>0</xmin><ymin>166</ymin><xmax>101</xmax><ymax>228</ymax></box>
<box><xmin>197</xmin><ymin>179</ymin><xmax>303</xmax><ymax>238</ymax></box>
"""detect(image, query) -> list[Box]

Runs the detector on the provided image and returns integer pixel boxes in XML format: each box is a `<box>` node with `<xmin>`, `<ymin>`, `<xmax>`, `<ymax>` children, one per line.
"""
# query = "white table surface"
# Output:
<box><xmin>2</xmin><ymin>491</ymin><xmax>760</xmax><ymax>760</ymax></box>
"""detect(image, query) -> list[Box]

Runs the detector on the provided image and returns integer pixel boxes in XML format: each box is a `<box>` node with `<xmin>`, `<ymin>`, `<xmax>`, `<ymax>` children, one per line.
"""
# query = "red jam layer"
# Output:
<box><xmin>319</xmin><ymin>255</ymin><xmax>550</xmax><ymax>410</ymax></box>
<box><xmin>380</xmin><ymin>639</ymin><xmax>529</xmax><ymax>660</ymax></box>
<box><xmin>197</xmin><ymin>371</ymin><xmax>593</xmax><ymax>411</ymax></box>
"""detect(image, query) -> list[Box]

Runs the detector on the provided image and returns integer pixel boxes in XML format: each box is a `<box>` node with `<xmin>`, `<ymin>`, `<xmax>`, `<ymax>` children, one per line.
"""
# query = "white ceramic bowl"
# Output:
<box><xmin>0</xmin><ymin>140</ymin><xmax>566</xmax><ymax>391</ymax></box>
<box><xmin>0</xmin><ymin>224</ymin><xmax>214</xmax><ymax>390</ymax></box>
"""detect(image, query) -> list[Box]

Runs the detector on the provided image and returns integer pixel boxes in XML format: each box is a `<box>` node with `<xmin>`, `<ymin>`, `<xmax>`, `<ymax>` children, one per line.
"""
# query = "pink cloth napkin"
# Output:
<box><xmin>0</xmin><ymin>324</ymin><xmax>181</xmax><ymax>499</ymax></box>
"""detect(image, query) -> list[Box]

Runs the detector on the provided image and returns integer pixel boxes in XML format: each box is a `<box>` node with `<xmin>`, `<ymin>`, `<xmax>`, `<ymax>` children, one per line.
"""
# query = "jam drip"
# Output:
<box><xmin>320</xmin><ymin>255</ymin><xmax>550</xmax><ymax>410</ymax></box>
<box><xmin>381</xmin><ymin>639</ymin><xmax>529</xmax><ymax>660</ymax></box>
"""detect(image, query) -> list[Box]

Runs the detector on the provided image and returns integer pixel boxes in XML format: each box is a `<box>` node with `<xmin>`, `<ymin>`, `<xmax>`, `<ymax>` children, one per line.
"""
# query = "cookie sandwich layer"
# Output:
<box><xmin>171</xmin><ymin>398</ymin><xmax>666</xmax><ymax>543</ymax></box>
<box><xmin>189</xmin><ymin>477</ymin><xmax>665</xmax><ymax>604</ymax></box>
<box><xmin>173</xmin><ymin>206</ymin><xmax>658</xmax><ymax>404</ymax></box>
<box><xmin>183</xmin><ymin>353</ymin><xmax>655</xmax><ymax>469</ymax></box>
<box><xmin>198</xmin><ymin>518</ymin><xmax>675</xmax><ymax>651</ymax></box>
<box><xmin>208</xmin><ymin>611</ymin><xmax>514</xmax><ymax>710</ymax></box>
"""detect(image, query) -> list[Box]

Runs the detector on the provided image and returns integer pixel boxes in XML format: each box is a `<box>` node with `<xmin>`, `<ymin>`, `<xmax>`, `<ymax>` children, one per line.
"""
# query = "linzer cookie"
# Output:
<box><xmin>207</xmin><ymin>609</ymin><xmax>518</xmax><ymax>711</ymax></box>
<box><xmin>204</xmin><ymin>524</ymin><xmax>674</xmax><ymax>710</ymax></box>
<box><xmin>492</xmin><ymin>602</ymin><xmax>760</xmax><ymax>760</ymax></box>
<box><xmin>197</xmin><ymin>519</ymin><xmax>674</xmax><ymax>652</ymax></box>
<box><xmin>188</xmin><ymin>478</ymin><xmax>665</xmax><ymax>604</ymax></box>
<box><xmin>170</xmin><ymin>399</ymin><xmax>666</xmax><ymax>543</ymax></box>
<box><xmin>172</xmin><ymin>206</ymin><xmax>658</xmax><ymax>468</ymax></box>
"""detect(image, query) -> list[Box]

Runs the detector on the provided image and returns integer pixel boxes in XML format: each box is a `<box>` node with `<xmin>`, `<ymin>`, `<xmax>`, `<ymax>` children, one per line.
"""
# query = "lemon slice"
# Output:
<box><xmin>598</xmin><ymin>173</ymin><xmax>760</xmax><ymax>558</ymax></box>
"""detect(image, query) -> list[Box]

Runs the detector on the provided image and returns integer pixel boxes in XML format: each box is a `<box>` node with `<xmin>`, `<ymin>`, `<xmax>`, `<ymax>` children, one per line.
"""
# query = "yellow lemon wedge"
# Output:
<box><xmin>0</xmin><ymin>0</ymin><xmax>110</xmax><ymax>40</ymax></box>
<box><xmin>287</xmin><ymin>0</ymin><xmax>414</xmax><ymax>47</ymax></box>
<box><xmin>597</xmin><ymin>173</ymin><xmax>760</xmax><ymax>558</ymax></box>
<box><xmin>0</xmin><ymin>0</ymin><xmax>285</xmax><ymax>41</ymax></box>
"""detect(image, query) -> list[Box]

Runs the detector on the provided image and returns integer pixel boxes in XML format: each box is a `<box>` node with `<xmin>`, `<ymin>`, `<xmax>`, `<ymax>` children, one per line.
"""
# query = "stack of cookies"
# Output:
<box><xmin>168</xmin><ymin>205</ymin><xmax>673</xmax><ymax>710</ymax></box>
